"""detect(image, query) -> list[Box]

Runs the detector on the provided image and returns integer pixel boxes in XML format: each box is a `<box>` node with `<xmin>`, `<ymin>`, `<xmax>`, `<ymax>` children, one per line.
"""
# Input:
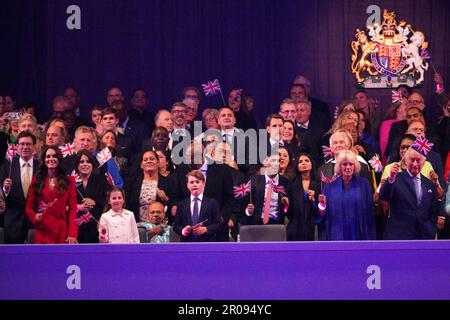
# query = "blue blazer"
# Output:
<box><xmin>380</xmin><ymin>171</ymin><xmax>438</xmax><ymax>239</ymax></box>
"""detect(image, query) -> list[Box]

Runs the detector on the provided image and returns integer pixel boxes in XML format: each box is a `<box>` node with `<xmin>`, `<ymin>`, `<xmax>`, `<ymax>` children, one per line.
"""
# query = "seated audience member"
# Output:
<box><xmin>137</xmin><ymin>200</ymin><xmax>170</xmax><ymax>243</ymax></box>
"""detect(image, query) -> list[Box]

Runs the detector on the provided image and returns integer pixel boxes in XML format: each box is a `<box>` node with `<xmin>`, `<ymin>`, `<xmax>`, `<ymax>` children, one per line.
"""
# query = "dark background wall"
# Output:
<box><xmin>1</xmin><ymin>0</ymin><xmax>449</xmax><ymax>123</ymax></box>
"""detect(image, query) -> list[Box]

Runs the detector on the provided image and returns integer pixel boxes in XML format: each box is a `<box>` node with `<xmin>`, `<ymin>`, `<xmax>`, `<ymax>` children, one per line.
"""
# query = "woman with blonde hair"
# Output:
<box><xmin>318</xmin><ymin>150</ymin><xmax>375</xmax><ymax>240</ymax></box>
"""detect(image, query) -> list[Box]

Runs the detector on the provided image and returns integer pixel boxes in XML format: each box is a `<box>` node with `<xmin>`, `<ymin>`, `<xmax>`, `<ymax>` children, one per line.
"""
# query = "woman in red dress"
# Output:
<box><xmin>25</xmin><ymin>145</ymin><xmax>78</xmax><ymax>244</ymax></box>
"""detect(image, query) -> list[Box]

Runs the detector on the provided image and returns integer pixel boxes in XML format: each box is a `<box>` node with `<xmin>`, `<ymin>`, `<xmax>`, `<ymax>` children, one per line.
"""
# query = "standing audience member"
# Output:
<box><xmin>380</xmin><ymin>146</ymin><xmax>440</xmax><ymax>240</ymax></box>
<box><xmin>25</xmin><ymin>146</ymin><xmax>78</xmax><ymax>244</ymax></box>
<box><xmin>1</xmin><ymin>132</ymin><xmax>40</xmax><ymax>243</ymax></box>
<box><xmin>173</xmin><ymin>170</ymin><xmax>221</xmax><ymax>242</ymax></box>
<box><xmin>318</xmin><ymin>150</ymin><xmax>375</xmax><ymax>240</ymax></box>
<box><xmin>98</xmin><ymin>187</ymin><xmax>139</xmax><ymax>243</ymax></box>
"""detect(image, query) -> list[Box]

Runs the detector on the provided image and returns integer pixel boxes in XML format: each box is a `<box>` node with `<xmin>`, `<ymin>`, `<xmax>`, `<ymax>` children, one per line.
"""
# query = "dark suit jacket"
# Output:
<box><xmin>310</xmin><ymin>97</ymin><xmax>331</xmax><ymax>130</ymax></box>
<box><xmin>380</xmin><ymin>171</ymin><xmax>438</xmax><ymax>239</ymax></box>
<box><xmin>295</xmin><ymin>120</ymin><xmax>327</xmax><ymax>166</ymax></box>
<box><xmin>173</xmin><ymin>196</ymin><xmax>221</xmax><ymax>242</ymax></box>
<box><xmin>0</xmin><ymin>157</ymin><xmax>40</xmax><ymax>243</ymax></box>
<box><xmin>286</xmin><ymin>177</ymin><xmax>320</xmax><ymax>241</ymax></box>
<box><xmin>125</xmin><ymin>173</ymin><xmax>177</xmax><ymax>223</ymax></box>
<box><xmin>174</xmin><ymin>163</ymin><xmax>237</xmax><ymax>222</ymax></box>
<box><xmin>241</xmin><ymin>174</ymin><xmax>289</xmax><ymax>225</ymax></box>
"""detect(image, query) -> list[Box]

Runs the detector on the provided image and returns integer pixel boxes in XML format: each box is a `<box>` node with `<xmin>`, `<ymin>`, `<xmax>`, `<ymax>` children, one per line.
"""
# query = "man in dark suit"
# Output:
<box><xmin>0</xmin><ymin>131</ymin><xmax>40</xmax><ymax>243</ymax></box>
<box><xmin>243</xmin><ymin>154</ymin><xmax>289</xmax><ymax>226</ymax></box>
<box><xmin>380</xmin><ymin>146</ymin><xmax>439</xmax><ymax>239</ymax></box>
<box><xmin>294</xmin><ymin>100</ymin><xmax>328</xmax><ymax>166</ymax></box>
<box><xmin>173</xmin><ymin>170</ymin><xmax>221</xmax><ymax>242</ymax></box>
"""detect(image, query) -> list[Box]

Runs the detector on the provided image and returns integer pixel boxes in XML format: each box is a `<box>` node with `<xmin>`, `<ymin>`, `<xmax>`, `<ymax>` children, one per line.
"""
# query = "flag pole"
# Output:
<box><xmin>8</xmin><ymin>161</ymin><xmax>12</xmax><ymax>179</ymax></box>
<box><xmin>219</xmin><ymin>89</ymin><xmax>226</xmax><ymax>106</ymax></box>
<box><xmin>430</xmin><ymin>60</ymin><xmax>437</xmax><ymax>73</ymax></box>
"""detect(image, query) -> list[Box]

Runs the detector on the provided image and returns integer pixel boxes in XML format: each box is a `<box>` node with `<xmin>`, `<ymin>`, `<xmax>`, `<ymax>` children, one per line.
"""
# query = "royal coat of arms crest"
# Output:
<box><xmin>351</xmin><ymin>10</ymin><xmax>429</xmax><ymax>88</ymax></box>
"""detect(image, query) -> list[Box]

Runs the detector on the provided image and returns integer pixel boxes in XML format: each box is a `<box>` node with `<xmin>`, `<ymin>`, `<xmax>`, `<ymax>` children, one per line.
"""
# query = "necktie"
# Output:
<box><xmin>22</xmin><ymin>163</ymin><xmax>30</xmax><ymax>198</ymax></box>
<box><xmin>192</xmin><ymin>197</ymin><xmax>199</xmax><ymax>225</ymax></box>
<box><xmin>413</xmin><ymin>175</ymin><xmax>422</xmax><ymax>205</ymax></box>
<box><xmin>262</xmin><ymin>180</ymin><xmax>273</xmax><ymax>224</ymax></box>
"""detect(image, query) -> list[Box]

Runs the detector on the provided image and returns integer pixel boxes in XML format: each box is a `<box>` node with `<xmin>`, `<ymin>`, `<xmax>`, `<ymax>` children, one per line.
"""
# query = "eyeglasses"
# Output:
<box><xmin>172</xmin><ymin>110</ymin><xmax>186</xmax><ymax>114</ymax></box>
<box><xmin>400</xmin><ymin>145</ymin><xmax>411</xmax><ymax>150</ymax></box>
<box><xmin>409</xmin><ymin>127</ymin><xmax>424</xmax><ymax>132</ymax></box>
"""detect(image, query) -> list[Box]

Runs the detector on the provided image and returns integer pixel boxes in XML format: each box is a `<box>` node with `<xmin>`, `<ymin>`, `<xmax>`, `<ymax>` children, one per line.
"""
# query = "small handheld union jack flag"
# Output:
<box><xmin>322</xmin><ymin>145</ymin><xmax>333</xmax><ymax>160</ymax></box>
<box><xmin>105</xmin><ymin>172</ymin><xmax>116</xmax><ymax>186</ymax></box>
<box><xmin>5</xmin><ymin>143</ymin><xmax>17</xmax><ymax>162</ymax></box>
<box><xmin>70</xmin><ymin>170</ymin><xmax>82</xmax><ymax>185</ymax></box>
<box><xmin>59</xmin><ymin>142</ymin><xmax>76</xmax><ymax>158</ymax></box>
<box><xmin>270</xmin><ymin>182</ymin><xmax>287</xmax><ymax>196</ymax></box>
<box><xmin>411</xmin><ymin>136</ymin><xmax>433</xmax><ymax>156</ymax></box>
<box><xmin>320</xmin><ymin>171</ymin><xmax>337</xmax><ymax>184</ymax></box>
<box><xmin>201</xmin><ymin>79</ymin><xmax>222</xmax><ymax>96</ymax></box>
<box><xmin>391</xmin><ymin>90</ymin><xmax>402</xmax><ymax>104</ymax></box>
<box><xmin>368</xmin><ymin>154</ymin><xmax>383</xmax><ymax>173</ymax></box>
<box><xmin>96</xmin><ymin>147</ymin><xmax>112</xmax><ymax>167</ymax></box>
<box><xmin>37</xmin><ymin>199</ymin><xmax>58</xmax><ymax>214</ymax></box>
<box><xmin>75</xmin><ymin>212</ymin><xmax>94</xmax><ymax>226</ymax></box>
<box><xmin>233</xmin><ymin>180</ymin><xmax>251</xmax><ymax>198</ymax></box>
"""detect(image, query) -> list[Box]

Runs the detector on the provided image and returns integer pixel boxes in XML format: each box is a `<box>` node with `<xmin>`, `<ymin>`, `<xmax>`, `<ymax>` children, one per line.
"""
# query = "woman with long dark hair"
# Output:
<box><xmin>25</xmin><ymin>145</ymin><xmax>78</xmax><ymax>243</ymax></box>
<box><xmin>286</xmin><ymin>153</ymin><xmax>320</xmax><ymax>241</ymax></box>
<box><xmin>74</xmin><ymin>150</ymin><xmax>110</xmax><ymax>243</ymax></box>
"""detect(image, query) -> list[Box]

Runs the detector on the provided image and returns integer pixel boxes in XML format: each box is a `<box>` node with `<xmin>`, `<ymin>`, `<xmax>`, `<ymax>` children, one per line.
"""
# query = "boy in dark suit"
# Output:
<box><xmin>173</xmin><ymin>170</ymin><xmax>221</xmax><ymax>242</ymax></box>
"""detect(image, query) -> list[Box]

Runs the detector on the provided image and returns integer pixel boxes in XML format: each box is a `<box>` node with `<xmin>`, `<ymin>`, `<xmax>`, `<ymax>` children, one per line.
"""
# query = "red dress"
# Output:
<box><xmin>25</xmin><ymin>176</ymin><xmax>78</xmax><ymax>244</ymax></box>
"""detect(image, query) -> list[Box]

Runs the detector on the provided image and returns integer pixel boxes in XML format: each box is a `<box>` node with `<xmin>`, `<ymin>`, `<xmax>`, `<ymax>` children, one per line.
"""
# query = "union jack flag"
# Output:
<box><xmin>96</xmin><ymin>147</ymin><xmax>112</xmax><ymax>167</ymax></box>
<box><xmin>69</xmin><ymin>170</ymin><xmax>82</xmax><ymax>185</ymax></box>
<box><xmin>37</xmin><ymin>199</ymin><xmax>58</xmax><ymax>214</ymax></box>
<box><xmin>270</xmin><ymin>182</ymin><xmax>287</xmax><ymax>196</ymax></box>
<box><xmin>5</xmin><ymin>143</ymin><xmax>17</xmax><ymax>162</ymax></box>
<box><xmin>412</xmin><ymin>136</ymin><xmax>433</xmax><ymax>156</ymax></box>
<box><xmin>75</xmin><ymin>212</ymin><xmax>94</xmax><ymax>226</ymax></box>
<box><xmin>420</xmin><ymin>48</ymin><xmax>431</xmax><ymax>60</ymax></box>
<box><xmin>201</xmin><ymin>79</ymin><xmax>222</xmax><ymax>96</ymax></box>
<box><xmin>320</xmin><ymin>171</ymin><xmax>337</xmax><ymax>184</ymax></box>
<box><xmin>322</xmin><ymin>145</ymin><xmax>333</xmax><ymax>160</ymax></box>
<box><xmin>105</xmin><ymin>172</ymin><xmax>116</xmax><ymax>186</ymax></box>
<box><xmin>391</xmin><ymin>90</ymin><xmax>402</xmax><ymax>104</ymax></box>
<box><xmin>233</xmin><ymin>180</ymin><xmax>251</xmax><ymax>198</ymax></box>
<box><xmin>59</xmin><ymin>142</ymin><xmax>76</xmax><ymax>158</ymax></box>
<box><xmin>368</xmin><ymin>154</ymin><xmax>383</xmax><ymax>173</ymax></box>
